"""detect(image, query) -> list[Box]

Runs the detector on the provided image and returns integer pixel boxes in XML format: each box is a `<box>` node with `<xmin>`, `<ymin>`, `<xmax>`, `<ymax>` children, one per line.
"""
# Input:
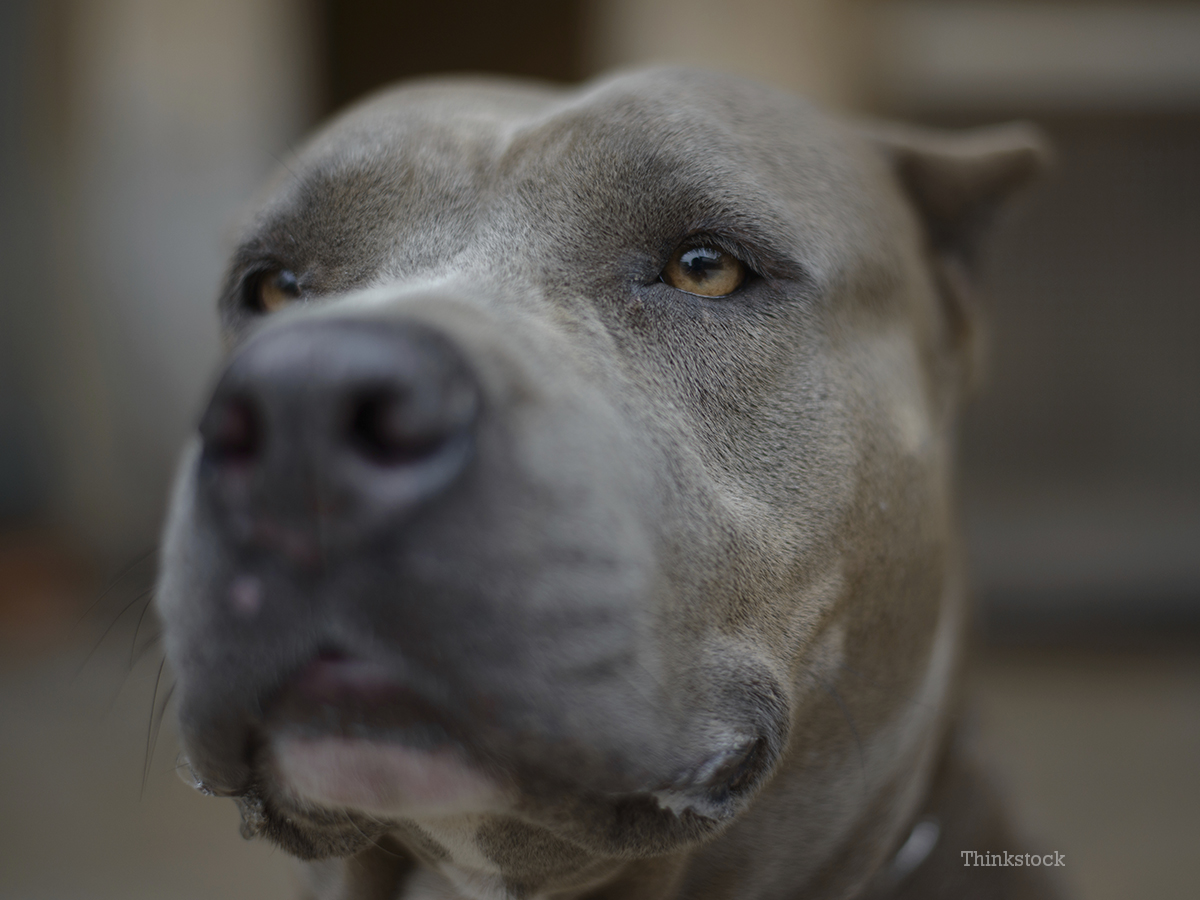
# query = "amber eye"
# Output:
<box><xmin>661</xmin><ymin>244</ymin><xmax>746</xmax><ymax>297</ymax></box>
<box><xmin>253</xmin><ymin>268</ymin><xmax>302</xmax><ymax>313</ymax></box>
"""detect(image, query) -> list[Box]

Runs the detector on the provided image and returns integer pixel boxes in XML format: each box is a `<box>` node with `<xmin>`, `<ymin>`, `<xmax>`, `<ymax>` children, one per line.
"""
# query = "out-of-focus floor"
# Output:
<box><xmin>0</xmin><ymin>630</ymin><xmax>298</xmax><ymax>900</ymax></box>
<box><xmin>967</xmin><ymin>644</ymin><xmax>1200</xmax><ymax>900</ymax></box>
<box><xmin>1</xmin><ymin>618</ymin><xmax>1197</xmax><ymax>899</ymax></box>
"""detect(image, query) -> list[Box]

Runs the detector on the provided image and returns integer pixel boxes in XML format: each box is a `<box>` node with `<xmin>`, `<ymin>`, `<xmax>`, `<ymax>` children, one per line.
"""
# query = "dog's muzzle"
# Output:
<box><xmin>160</xmin><ymin>307</ymin><xmax>784</xmax><ymax>854</ymax></box>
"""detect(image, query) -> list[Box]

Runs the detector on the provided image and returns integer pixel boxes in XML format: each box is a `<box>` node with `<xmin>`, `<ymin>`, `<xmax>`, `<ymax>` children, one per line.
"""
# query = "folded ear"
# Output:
<box><xmin>872</xmin><ymin>121</ymin><xmax>1051</xmax><ymax>259</ymax></box>
<box><xmin>868</xmin><ymin>121</ymin><xmax>1051</xmax><ymax>388</ymax></box>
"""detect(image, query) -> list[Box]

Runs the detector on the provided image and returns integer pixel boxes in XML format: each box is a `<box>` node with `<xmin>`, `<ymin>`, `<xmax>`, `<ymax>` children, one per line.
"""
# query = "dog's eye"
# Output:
<box><xmin>252</xmin><ymin>268</ymin><xmax>302</xmax><ymax>313</ymax></box>
<box><xmin>661</xmin><ymin>245</ymin><xmax>746</xmax><ymax>297</ymax></box>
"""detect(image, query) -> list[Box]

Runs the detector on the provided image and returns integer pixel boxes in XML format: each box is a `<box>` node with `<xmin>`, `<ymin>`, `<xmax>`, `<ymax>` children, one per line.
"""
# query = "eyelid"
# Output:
<box><xmin>662</xmin><ymin>237</ymin><xmax>755</xmax><ymax>297</ymax></box>
<box><xmin>672</xmin><ymin>233</ymin><xmax>759</xmax><ymax>277</ymax></box>
<box><xmin>673</xmin><ymin>224</ymin><xmax>811</xmax><ymax>286</ymax></box>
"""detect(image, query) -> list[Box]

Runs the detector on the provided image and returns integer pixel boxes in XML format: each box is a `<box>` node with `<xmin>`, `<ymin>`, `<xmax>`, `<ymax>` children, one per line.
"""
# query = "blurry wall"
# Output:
<box><xmin>1</xmin><ymin>1</ymin><xmax>51</xmax><ymax>525</ymax></box>
<box><xmin>584</xmin><ymin>0</ymin><xmax>868</xmax><ymax>110</ymax></box>
<box><xmin>1</xmin><ymin>0</ymin><xmax>319</xmax><ymax>563</ymax></box>
<box><xmin>2</xmin><ymin>0</ymin><xmax>1196</xmax><ymax>636</ymax></box>
<box><xmin>322</xmin><ymin>0</ymin><xmax>586</xmax><ymax>111</ymax></box>
<box><xmin>586</xmin><ymin>0</ymin><xmax>1200</xmax><ymax>637</ymax></box>
<box><xmin>865</xmin><ymin>3</ymin><xmax>1200</xmax><ymax>635</ymax></box>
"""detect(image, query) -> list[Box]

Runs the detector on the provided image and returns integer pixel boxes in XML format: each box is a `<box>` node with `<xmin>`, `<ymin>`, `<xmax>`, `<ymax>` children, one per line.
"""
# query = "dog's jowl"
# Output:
<box><xmin>156</xmin><ymin>69</ymin><xmax>1056</xmax><ymax>899</ymax></box>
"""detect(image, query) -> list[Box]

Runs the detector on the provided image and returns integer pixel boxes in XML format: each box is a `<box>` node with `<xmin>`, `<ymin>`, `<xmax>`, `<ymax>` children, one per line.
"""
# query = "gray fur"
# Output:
<box><xmin>156</xmin><ymin>68</ymin><xmax>1053</xmax><ymax>899</ymax></box>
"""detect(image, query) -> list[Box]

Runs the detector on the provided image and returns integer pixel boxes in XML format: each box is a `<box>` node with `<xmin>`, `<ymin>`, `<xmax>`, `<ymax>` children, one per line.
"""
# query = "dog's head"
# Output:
<box><xmin>156</xmin><ymin>69</ymin><xmax>1044</xmax><ymax>896</ymax></box>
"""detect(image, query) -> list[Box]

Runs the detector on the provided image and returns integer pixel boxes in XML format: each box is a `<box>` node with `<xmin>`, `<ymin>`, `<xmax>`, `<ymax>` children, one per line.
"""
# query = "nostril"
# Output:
<box><xmin>202</xmin><ymin>395</ymin><xmax>262</xmax><ymax>465</ymax></box>
<box><xmin>348</xmin><ymin>390</ymin><xmax>450</xmax><ymax>466</ymax></box>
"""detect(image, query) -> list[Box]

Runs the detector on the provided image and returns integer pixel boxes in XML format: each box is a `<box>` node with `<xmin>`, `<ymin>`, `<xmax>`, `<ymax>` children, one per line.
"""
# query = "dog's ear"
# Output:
<box><xmin>871</xmin><ymin>121</ymin><xmax>1050</xmax><ymax>261</ymax></box>
<box><xmin>869</xmin><ymin>121</ymin><xmax>1051</xmax><ymax>389</ymax></box>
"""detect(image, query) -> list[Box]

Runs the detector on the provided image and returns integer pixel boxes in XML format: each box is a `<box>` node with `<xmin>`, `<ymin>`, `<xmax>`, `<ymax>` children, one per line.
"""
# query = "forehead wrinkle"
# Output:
<box><xmin>488</xmin><ymin>83</ymin><xmax>853</xmax><ymax>284</ymax></box>
<box><xmin>234</xmin><ymin>75</ymin><xmax>860</xmax><ymax>302</ymax></box>
<box><xmin>235</xmin><ymin>119</ymin><xmax>514</xmax><ymax>291</ymax></box>
<box><xmin>496</xmin><ymin>125</ymin><xmax>812</xmax><ymax>282</ymax></box>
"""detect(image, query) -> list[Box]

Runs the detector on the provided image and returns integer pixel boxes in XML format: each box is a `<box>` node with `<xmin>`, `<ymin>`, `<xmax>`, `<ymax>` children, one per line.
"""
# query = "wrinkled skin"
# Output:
<box><xmin>156</xmin><ymin>68</ymin><xmax>1053</xmax><ymax>899</ymax></box>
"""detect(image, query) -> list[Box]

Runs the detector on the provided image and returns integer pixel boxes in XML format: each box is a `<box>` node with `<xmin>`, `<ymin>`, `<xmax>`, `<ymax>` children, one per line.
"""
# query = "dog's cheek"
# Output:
<box><xmin>648</xmin><ymin>641</ymin><xmax>791</xmax><ymax>821</ymax></box>
<box><xmin>156</xmin><ymin>442</ymin><xmax>296</xmax><ymax>798</ymax></box>
<box><xmin>155</xmin><ymin>441</ymin><xmax>205</xmax><ymax>635</ymax></box>
<box><xmin>156</xmin><ymin>448</ymin><xmax>241</xmax><ymax>790</ymax></box>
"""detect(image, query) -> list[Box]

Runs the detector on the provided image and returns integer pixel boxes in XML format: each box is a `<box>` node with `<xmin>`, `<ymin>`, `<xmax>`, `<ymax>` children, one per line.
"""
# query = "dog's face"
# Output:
<box><xmin>157</xmin><ymin>69</ymin><xmax>1043</xmax><ymax>897</ymax></box>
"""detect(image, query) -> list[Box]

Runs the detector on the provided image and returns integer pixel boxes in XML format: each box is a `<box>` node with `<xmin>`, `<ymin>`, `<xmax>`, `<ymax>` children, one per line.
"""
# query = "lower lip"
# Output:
<box><xmin>273</xmin><ymin>734</ymin><xmax>506</xmax><ymax>816</ymax></box>
<box><xmin>271</xmin><ymin>654</ymin><xmax>505</xmax><ymax>815</ymax></box>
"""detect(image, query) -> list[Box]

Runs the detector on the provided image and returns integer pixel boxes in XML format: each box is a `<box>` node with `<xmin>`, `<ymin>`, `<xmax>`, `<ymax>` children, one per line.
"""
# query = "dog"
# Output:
<box><xmin>155</xmin><ymin>67</ymin><xmax>1057</xmax><ymax>899</ymax></box>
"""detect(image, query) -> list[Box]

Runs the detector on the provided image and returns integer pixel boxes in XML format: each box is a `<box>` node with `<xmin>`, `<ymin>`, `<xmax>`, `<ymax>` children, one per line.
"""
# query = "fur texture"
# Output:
<box><xmin>156</xmin><ymin>68</ymin><xmax>1054</xmax><ymax>899</ymax></box>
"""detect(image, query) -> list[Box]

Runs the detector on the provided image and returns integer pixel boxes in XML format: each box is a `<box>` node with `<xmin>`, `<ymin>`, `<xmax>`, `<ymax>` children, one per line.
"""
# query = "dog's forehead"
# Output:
<box><xmin>313</xmin><ymin>68</ymin><xmax>838</xmax><ymax>157</ymax></box>
<box><xmin>231</xmin><ymin>68</ymin><xmax>896</xmax><ymax>314</ymax></box>
<box><xmin>270</xmin><ymin>68</ymin><xmax>873</xmax><ymax>222</ymax></box>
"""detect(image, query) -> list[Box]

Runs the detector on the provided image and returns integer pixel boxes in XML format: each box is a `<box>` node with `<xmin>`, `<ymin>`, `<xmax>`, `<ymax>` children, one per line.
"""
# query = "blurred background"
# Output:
<box><xmin>1</xmin><ymin>2</ymin><xmax>1197</xmax><ymax>898</ymax></box>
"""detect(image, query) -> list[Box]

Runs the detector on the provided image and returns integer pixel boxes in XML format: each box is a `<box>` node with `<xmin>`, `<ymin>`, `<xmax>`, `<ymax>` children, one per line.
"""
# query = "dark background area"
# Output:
<box><xmin>956</xmin><ymin>110</ymin><xmax>1200</xmax><ymax>642</ymax></box>
<box><xmin>321</xmin><ymin>0</ymin><xmax>586</xmax><ymax>112</ymax></box>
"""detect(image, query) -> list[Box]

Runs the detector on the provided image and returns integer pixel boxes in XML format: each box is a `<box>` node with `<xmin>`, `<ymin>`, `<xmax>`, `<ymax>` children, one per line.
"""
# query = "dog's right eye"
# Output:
<box><xmin>249</xmin><ymin>268</ymin><xmax>302</xmax><ymax>314</ymax></box>
<box><xmin>661</xmin><ymin>244</ymin><xmax>747</xmax><ymax>298</ymax></box>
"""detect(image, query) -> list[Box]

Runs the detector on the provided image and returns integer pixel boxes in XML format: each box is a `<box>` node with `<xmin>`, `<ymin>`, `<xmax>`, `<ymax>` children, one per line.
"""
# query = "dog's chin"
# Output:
<box><xmin>178</xmin><ymin>648</ymin><xmax>781</xmax><ymax>859</ymax></box>
<box><xmin>219</xmin><ymin>734</ymin><xmax>510</xmax><ymax>861</ymax></box>
<box><xmin>229</xmin><ymin>776</ymin><xmax>391</xmax><ymax>861</ymax></box>
<box><xmin>253</xmin><ymin>651</ymin><xmax>508</xmax><ymax>816</ymax></box>
<box><xmin>207</xmin><ymin>727</ymin><xmax>763</xmax><ymax>863</ymax></box>
<box><xmin>270</xmin><ymin>733</ymin><xmax>510</xmax><ymax>818</ymax></box>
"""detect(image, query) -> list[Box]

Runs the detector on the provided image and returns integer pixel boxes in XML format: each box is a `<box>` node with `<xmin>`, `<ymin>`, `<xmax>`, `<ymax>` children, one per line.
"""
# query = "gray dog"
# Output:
<box><xmin>156</xmin><ymin>68</ymin><xmax>1056</xmax><ymax>899</ymax></box>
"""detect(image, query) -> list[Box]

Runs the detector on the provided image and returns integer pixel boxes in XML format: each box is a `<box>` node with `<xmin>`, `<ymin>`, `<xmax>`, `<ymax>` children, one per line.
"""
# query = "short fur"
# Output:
<box><xmin>156</xmin><ymin>68</ymin><xmax>1056</xmax><ymax>899</ymax></box>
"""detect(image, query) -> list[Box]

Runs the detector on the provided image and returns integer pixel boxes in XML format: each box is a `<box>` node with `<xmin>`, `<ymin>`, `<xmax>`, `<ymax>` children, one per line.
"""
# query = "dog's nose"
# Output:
<box><xmin>197</xmin><ymin>317</ymin><xmax>479</xmax><ymax>545</ymax></box>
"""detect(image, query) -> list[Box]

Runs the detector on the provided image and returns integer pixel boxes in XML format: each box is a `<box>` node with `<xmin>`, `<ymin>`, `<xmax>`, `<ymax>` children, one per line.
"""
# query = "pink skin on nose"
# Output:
<box><xmin>229</xmin><ymin>575</ymin><xmax>262</xmax><ymax>616</ymax></box>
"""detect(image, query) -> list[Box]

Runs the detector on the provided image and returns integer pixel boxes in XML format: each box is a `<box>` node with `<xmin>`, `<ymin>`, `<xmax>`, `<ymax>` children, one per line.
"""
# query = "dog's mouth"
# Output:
<box><xmin>174</xmin><ymin>640</ymin><xmax>785</xmax><ymax>861</ymax></box>
<box><xmin>270</xmin><ymin>650</ymin><xmax>445</xmax><ymax>732</ymax></box>
<box><xmin>258</xmin><ymin>651</ymin><xmax>510</xmax><ymax>818</ymax></box>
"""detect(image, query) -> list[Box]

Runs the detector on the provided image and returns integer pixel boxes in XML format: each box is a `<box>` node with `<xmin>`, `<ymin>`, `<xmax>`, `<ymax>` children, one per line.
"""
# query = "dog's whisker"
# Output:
<box><xmin>345</xmin><ymin>817</ymin><xmax>408</xmax><ymax>862</ymax></box>
<box><xmin>72</xmin><ymin>544</ymin><xmax>157</xmax><ymax>630</ymax></box>
<box><xmin>359</xmin><ymin>819</ymin><xmax>411</xmax><ymax>863</ymax></box>
<box><xmin>144</xmin><ymin>677</ymin><xmax>179</xmax><ymax>786</ymax></box>
<box><xmin>131</xmin><ymin>629</ymin><xmax>164</xmax><ymax>667</ymax></box>
<box><xmin>622</xmin><ymin>655</ymin><xmax>669</xmax><ymax>711</ymax></box>
<box><xmin>268</xmin><ymin>149</ymin><xmax>303</xmax><ymax>188</ymax></box>
<box><xmin>75</xmin><ymin>584</ymin><xmax>156</xmax><ymax>679</ymax></box>
<box><xmin>141</xmin><ymin>656</ymin><xmax>174</xmax><ymax>797</ymax></box>
<box><xmin>129</xmin><ymin>588</ymin><xmax>159</xmax><ymax>669</ymax></box>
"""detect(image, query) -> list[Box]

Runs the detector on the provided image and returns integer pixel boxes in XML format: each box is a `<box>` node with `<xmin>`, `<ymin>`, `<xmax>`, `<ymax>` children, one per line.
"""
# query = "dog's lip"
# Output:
<box><xmin>265</xmin><ymin>650</ymin><xmax>453</xmax><ymax>737</ymax></box>
<box><xmin>288</xmin><ymin>651</ymin><xmax>407</xmax><ymax>705</ymax></box>
<box><xmin>263</xmin><ymin>652</ymin><xmax>510</xmax><ymax>815</ymax></box>
<box><xmin>271</xmin><ymin>733</ymin><xmax>509</xmax><ymax>816</ymax></box>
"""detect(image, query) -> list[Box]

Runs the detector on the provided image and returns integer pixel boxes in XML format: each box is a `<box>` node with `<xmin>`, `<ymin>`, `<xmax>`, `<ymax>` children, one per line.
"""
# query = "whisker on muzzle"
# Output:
<box><xmin>72</xmin><ymin>544</ymin><xmax>157</xmax><ymax>630</ymax></box>
<box><xmin>142</xmin><ymin>655</ymin><xmax>177</xmax><ymax>798</ymax></box>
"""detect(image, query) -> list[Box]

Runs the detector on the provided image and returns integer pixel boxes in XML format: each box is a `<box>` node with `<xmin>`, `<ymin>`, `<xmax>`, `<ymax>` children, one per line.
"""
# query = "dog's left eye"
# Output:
<box><xmin>250</xmin><ymin>268</ymin><xmax>302</xmax><ymax>314</ymax></box>
<box><xmin>661</xmin><ymin>244</ymin><xmax>746</xmax><ymax>297</ymax></box>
